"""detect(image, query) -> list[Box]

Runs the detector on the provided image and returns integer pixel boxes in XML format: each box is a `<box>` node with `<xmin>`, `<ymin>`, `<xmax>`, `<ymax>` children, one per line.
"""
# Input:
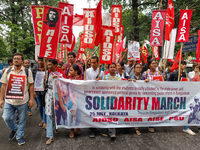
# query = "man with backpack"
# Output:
<box><xmin>0</xmin><ymin>53</ymin><xmax>34</xmax><ymax>146</ymax></box>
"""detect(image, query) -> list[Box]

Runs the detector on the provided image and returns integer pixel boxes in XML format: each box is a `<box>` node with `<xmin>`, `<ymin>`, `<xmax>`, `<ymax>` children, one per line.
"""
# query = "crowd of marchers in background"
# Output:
<box><xmin>0</xmin><ymin>49</ymin><xmax>199</xmax><ymax>146</ymax></box>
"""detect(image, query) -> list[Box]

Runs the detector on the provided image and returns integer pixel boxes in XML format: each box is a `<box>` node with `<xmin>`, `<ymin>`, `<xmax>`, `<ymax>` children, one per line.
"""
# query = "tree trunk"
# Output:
<box><xmin>131</xmin><ymin>0</ymin><xmax>139</xmax><ymax>41</ymax></box>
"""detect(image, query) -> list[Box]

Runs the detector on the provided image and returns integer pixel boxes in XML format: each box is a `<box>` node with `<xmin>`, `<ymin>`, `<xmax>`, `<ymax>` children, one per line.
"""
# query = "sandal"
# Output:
<box><xmin>28</xmin><ymin>112</ymin><xmax>32</xmax><ymax>116</ymax></box>
<box><xmin>76</xmin><ymin>128</ymin><xmax>81</xmax><ymax>135</ymax></box>
<box><xmin>43</xmin><ymin>123</ymin><xmax>47</xmax><ymax>130</ymax></box>
<box><xmin>136</xmin><ymin>130</ymin><xmax>141</xmax><ymax>136</ymax></box>
<box><xmin>38</xmin><ymin>121</ymin><xmax>43</xmax><ymax>127</ymax></box>
<box><xmin>69</xmin><ymin>130</ymin><xmax>74</xmax><ymax>138</ymax></box>
<box><xmin>46</xmin><ymin>138</ymin><xmax>54</xmax><ymax>145</ymax></box>
<box><xmin>55</xmin><ymin>130</ymin><xmax>59</xmax><ymax>134</ymax></box>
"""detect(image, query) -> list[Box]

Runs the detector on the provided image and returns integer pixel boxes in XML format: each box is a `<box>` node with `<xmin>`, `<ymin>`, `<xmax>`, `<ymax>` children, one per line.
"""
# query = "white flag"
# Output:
<box><xmin>163</xmin><ymin>28</ymin><xmax>177</xmax><ymax>59</ymax></box>
<box><xmin>127</xmin><ymin>40</ymin><xmax>140</xmax><ymax>60</ymax></box>
<box><xmin>102</xmin><ymin>13</ymin><xmax>111</xmax><ymax>26</ymax></box>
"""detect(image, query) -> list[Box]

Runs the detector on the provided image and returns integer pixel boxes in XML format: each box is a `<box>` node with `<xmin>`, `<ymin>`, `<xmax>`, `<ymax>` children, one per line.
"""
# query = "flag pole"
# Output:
<box><xmin>98</xmin><ymin>44</ymin><xmax>101</xmax><ymax>79</ymax></box>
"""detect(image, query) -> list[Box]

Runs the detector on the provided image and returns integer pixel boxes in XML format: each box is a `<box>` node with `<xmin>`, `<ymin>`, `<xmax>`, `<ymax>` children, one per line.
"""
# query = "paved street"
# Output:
<box><xmin>0</xmin><ymin>105</ymin><xmax>200</xmax><ymax>150</ymax></box>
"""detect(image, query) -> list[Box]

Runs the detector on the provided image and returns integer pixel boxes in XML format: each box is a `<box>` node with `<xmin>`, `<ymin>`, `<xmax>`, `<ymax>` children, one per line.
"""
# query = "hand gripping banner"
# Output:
<box><xmin>176</xmin><ymin>10</ymin><xmax>193</xmax><ymax>43</ymax></box>
<box><xmin>150</xmin><ymin>10</ymin><xmax>166</xmax><ymax>46</ymax></box>
<box><xmin>99</xmin><ymin>26</ymin><xmax>115</xmax><ymax>64</ymax></box>
<box><xmin>39</xmin><ymin>6</ymin><xmax>62</xmax><ymax>59</ymax></box>
<box><xmin>82</xmin><ymin>8</ymin><xmax>96</xmax><ymax>49</ymax></box>
<box><xmin>31</xmin><ymin>5</ymin><xmax>43</xmax><ymax>45</ymax></box>
<box><xmin>54</xmin><ymin>79</ymin><xmax>200</xmax><ymax>129</ymax></box>
<box><xmin>59</xmin><ymin>2</ymin><xmax>74</xmax><ymax>44</ymax></box>
<box><xmin>111</xmin><ymin>5</ymin><xmax>122</xmax><ymax>35</ymax></box>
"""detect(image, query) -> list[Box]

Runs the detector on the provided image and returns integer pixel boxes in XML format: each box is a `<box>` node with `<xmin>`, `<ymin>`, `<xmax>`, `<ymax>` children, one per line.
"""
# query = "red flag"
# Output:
<box><xmin>82</xmin><ymin>8</ymin><xmax>96</xmax><ymax>49</ymax></box>
<box><xmin>112</xmin><ymin>41</ymin><xmax>123</xmax><ymax>63</ymax></box>
<box><xmin>95</xmin><ymin>0</ymin><xmax>102</xmax><ymax>46</ymax></box>
<box><xmin>176</xmin><ymin>10</ymin><xmax>193</xmax><ymax>43</ymax></box>
<box><xmin>150</xmin><ymin>10</ymin><xmax>166</xmax><ymax>46</ymax></box>
<box><xmin>138</xmin><ymin>44</ymin><xmax>148</xmax><ymax>63</ymax></box>
<box><xmin>171</xmin><ymin>49</ymin><xmax>183</xmax><ymax>72</ymax></box>
<box><xmin>61</xmin><ymin>34</ymin><xmax>76</xmax><ymax>52</ymax></box>
<box><xmin>59</xmin><ymin>2</ymin><xmax>74</xmax><ymax>44</ymax></box>
<box><xmin>111</xmin><ymin>5</ymin><xmax>122</xmax><ymax>35</ymax></box>
<box><xmin>73</xmin><ymin>13</ymin><xmax>84</xmax><ymax>26</ymax></box>
<box><xmin>57</xmin><ymin>49</ymin><xmax>64</xmax><ymax>62</ymax></box>
<box><xmin>196</xmin><ymin>30</ymin><xmax>200</xmax><ymax>64</ymax></box>
<box><xmin>100</xmin><ymin>26</ymin><xmax>115</xmax><ymax>64</ymax></box>
<box><xmin>165</xmin><ymin>0</ymin><xmax>175</xmax><ymax>41</ymax></box>
<box><xmin>39</xmin><ymin>6</ymin><xmax>62</xmax><ymax>59</ymax></box>
<box><xmin>31</xmin><ymin>5</ymin><xmax>43</xmax><ymax>45</ymax></box>
<box><xmin>79</xmin><ymin>34</ymin><xmax>85</xmax><ymax>54</ymax></box>
<box><xmin>152</xmin><ymin>46</ymin><xmax>160</xmax><ymax>60</ymax></box>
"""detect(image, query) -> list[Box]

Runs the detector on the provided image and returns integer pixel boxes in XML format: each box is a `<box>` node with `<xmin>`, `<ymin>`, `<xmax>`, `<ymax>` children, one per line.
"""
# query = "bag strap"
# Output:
<box><xmin>146</xmin><ymin>70</ymin><xmax>148</xmax><ymax>79</ymax></box>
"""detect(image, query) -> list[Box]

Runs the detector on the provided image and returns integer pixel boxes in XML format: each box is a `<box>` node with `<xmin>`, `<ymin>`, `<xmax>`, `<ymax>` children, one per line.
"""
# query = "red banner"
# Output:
<box><xmin>111</xmin><ymin>5</ymin><xmax>122</xmax><ymax>35</ymax></box>
<box><xmin>196</xmin><ymin>30</ymin><xmax>200</xmax><ymax>64</ymax></box>
<box><xmin>79</xmin><ymin>34</ymin><xmax>85</xmax><ymax>54</ymax></box>
<box><xmin>57</xmin><ymin>49</ymin><xmax>64</xmax><ymax>62</ymax></box>
<box><xmin>39</xmin><ymin>6</ymin><xmax>62</xmax><ymax>59</ymax></box>
<box><xmin>150</xmin><ymin>10</ymin><xmax>166</xmax><ymax>46</ymax></box>
<box><xmin>100</xmin><ymin>26</ymin><xmax>115</xmax><ymax>64</ymax></box>
<box><xmin>117</xmin><ymin>26</ymin><xmax>124</xmax><ymax>43</ymax></box>
<box><xmin>82</xmin><ymin>8</ymin><xmax>96</xmax><ymax>49</ymax></box>
<box><xmin>152</xmin><ymin>46</ymin><xmax>160</xmax><ymax>60</ymax></box>
<box><xmin>59</xmin><ymin>2</ymin><xmax>74</xmax><ymax>44</ymax></box>
<box><xmin>176</xmin><ymin>10</ymin><xmax>193</xmax><ymax>43</ymax></box>
<box><xmin>31</xmin><ymin>5</ymin><xmax>43</xmax><ymax>45</ymax></box>
<box><xmin>5</xmin><ymin>74</ymin><xmax>26</xmax><ymax>100</ymax></box>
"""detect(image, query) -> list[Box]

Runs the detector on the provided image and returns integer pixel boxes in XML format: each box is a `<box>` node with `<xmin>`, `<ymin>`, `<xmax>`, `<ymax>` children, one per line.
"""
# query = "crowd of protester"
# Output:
<box><xmin>0</xmin><ymin>50</ymin><xmax>200</xmax><ymax>146</ymax></box>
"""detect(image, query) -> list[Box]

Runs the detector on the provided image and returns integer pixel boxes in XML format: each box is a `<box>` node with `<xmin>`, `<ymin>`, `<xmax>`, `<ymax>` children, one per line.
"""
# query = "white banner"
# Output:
<box><xmin>34</xmin><ymin>71</ymin><xmax>45</xmax><ymax>91</ymax></box>
<box><xmin>163</xmin><ymin>28</ymin><xmax>177</xmax><ymax>59</ymax></box>
<box><xmin>102</xmin><ymin>13</ymin><xmax>111</xmax><ymax>26</ymax></box>
<box><xmin>127</xmin><ymin>41</ymin><xmax>140</xmax><ymax>60</ymax></box>
<box><xmin>54</xmin><ymin>79</ymin><xmax>200</xmax><ymax>129</ymax></box>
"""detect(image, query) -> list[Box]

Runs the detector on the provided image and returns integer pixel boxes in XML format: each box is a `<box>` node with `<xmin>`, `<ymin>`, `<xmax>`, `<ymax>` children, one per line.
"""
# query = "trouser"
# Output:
<box><xmin>36</xmin><ymin>94</ymin><xmax>46</xmax><ymax>123</ymax></box>
<box><xmin>46</xmin><ymin>115</ymin><xmax>56</xmax><ymax>138</ymax></box>
<box><xmin>108</xmin><ymin>128</ymin><xmax>116</xmax><ymax>136</ymax></box>
<box><xmin>2</xmin><ymin>102</ymin><xmax>28</xmax><ymax>139</ymax></box>
<box><xmin>184</xmin><ymin>126</ymin><xmax>189</xmax><ymax>130</ymax></box>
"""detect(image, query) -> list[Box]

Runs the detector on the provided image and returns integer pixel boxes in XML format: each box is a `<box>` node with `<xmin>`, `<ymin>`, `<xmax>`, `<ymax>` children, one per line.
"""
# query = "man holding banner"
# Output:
<box><xmin>0</xmin><ymin>53</ymin><xmax>34</xmax><ymax>146</ymax></box>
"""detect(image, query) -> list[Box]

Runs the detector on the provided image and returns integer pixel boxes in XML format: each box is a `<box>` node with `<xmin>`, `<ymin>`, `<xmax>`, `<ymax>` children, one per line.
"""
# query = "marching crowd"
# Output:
<box><xmin>0</xmin><ymin>50</ymin><xmax>200</xmax><ymax>146</ymax></box>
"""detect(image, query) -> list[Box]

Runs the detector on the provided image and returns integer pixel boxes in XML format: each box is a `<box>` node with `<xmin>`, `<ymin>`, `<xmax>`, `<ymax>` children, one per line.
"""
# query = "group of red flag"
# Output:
<box><xmin>31</xmin><ymin>0</ymin><xmax>199</xmax><ymax>67</ymax></box>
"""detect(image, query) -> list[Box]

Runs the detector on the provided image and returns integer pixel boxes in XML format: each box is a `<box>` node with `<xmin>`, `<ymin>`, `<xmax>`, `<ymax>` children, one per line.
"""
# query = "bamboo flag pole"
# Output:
<box><xmin>98</xmin><ymin>44</ymin><xmax>101</xmax><ymax>78</ymax></box>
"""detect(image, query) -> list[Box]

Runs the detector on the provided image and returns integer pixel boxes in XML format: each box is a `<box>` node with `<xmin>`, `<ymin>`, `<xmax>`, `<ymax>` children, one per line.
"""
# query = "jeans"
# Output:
<box><xmin>108</xmin><ymin>128</ymin><xmax>116</xmax><ymax>136</ymax></box>
<box><xmin>2</xmin><ymin>102</ymin><xmax>28</xmax><ymax>139</ymax></box>
<box><xmin>46</xmin><ymin>115</ymin><xmax>56</xmax><ymax>138</ymax></box>
<box><xmin>184</xmin><ymin>126</ymin><xmax>189</xmax><ymax>130</ymax></box>
<box><xmin>36</xmin><ymin>94</ymin><xmax>46</xmax><ymax>123</ymax></box>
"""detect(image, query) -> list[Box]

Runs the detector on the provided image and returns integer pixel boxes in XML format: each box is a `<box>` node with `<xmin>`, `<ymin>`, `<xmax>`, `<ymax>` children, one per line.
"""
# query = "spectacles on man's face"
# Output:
<box><xmin>13</xmin><ymin>57</ymin><xmax>22</xmax><ymax>60</ymax></box>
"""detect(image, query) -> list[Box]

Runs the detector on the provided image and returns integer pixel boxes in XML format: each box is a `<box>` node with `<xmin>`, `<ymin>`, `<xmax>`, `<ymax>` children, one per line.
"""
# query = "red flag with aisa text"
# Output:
<box><xmin>171</xmin><ymin>49</ymin><xmax>183</xmax><ymax>72</ymax></box>
<box><xmin>39</xmin><ymin>6</ymin><xmax>62</xmax><ymax>59</ymax></box>
<box><xmin>31</xmin><ymin>5</ymin><xmax>43</xmax><ymax>45</ymax></box>
<box><xmin>61</xmin><ymin>34</ymin><xmax>76</xmax><ymax>52</ymax></box>
<box><xmin>165</xmin><ymin>0</ymin><xmax>175</xmax><ymax>41</ymax></box>
<box><xmin>150</xmin><ymin>10</ymin><xmax>166</xmax><ymax>46</ymax></box>
<box><xmin>111</xmin><ymin>5</ymin><xmax>122</xmax><ymax>35</ymax></box>
<box><xmin>176</xmin><ymin>9</ymin><xmax>193</xmax><ymax>43</ymax></box>
<box><xmin>59</xmin><ymin>2</ymin><xmax>74</xmax><ymax>44</ymax></box>
<box><xmin>82</xmin><ymin>8</ymin><xmax>96</xmax><ymax>49</ymax></box>
<box><xmin>100</xmin><ymin>26</ymin><xmax>115</xmax><ymax>64</ymax></box>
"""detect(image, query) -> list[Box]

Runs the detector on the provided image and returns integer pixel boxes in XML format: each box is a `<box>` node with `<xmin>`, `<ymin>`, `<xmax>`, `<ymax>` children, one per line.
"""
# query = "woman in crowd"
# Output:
<box><xmin>188</xmin><ymin>62</ymin><xmax>199</xmax><ymax>81</ymax></box>
<box><xmin>67</xmin><ymin>64</ymin><xmax>83</xmax><ymax>137</ymax></box>
<box><xmin>116</xmin><ymin>61</ymin><xmax>126</xmax><ymax>79</ymax></box>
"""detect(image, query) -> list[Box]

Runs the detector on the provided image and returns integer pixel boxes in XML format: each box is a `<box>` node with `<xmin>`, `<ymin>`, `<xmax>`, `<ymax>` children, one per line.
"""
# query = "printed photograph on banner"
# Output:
<box><xmin>53</xmin><ymin>79</ymin><xmax>200</xmax><ymax>128</ymax></box>
<box><xmin>5</xmin><ymin>74</ymin><xmax>26</xmax><ymax>100</ymax></box>
<box><xmin>34</xmin><ymin>71</ymin><xmax>45</xmax><ymax>91</ymax></box>
<box><xmin>127</xmin><ymin>40</ymin><xmax>140</xmax><ymax>60</ymax></box>
<box><xmin>54</xmin><ymin>79</ymin><xmax>84</xmax><ymax>127</ymax></box>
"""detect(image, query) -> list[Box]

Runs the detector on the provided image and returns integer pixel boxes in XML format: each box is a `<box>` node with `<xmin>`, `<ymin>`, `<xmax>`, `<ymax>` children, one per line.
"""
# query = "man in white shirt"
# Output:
<box><xmin>85</xmin><ymin>56</ymin><xmax>103</xmax><ymax>138</ymax></box>
<box><xmin>86</xmin><ymin>56</ymin><xmax>104</xmax><ymax>80</ymax></box>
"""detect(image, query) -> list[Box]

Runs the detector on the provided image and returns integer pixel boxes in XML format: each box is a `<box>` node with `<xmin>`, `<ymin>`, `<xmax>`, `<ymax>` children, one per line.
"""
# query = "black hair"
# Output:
<box><xmin>167</xmin><ymin>61</ymin><xmax>173</xmax><ymax>67</ymax></box>
<box><xmin>178</xmin><ymin>60</ymin><xmax>186</xmax><ymax>65</ymax></box>
<box><xmin>148</xmin><ymin>59</ymin><xmax>156</xmax><ymax>68</ymax></box>
<box><xmin>7</xmin><ymin>57</ymin><xmax>13</xmax><ymax>64</ymax></box>
<box><xmin>48</xmin><ymin>59</ymin><xmax>57</xmax><ymax>65</ymax></box>
<box><xmin>24</xmin><ymin>59</ymin><xmax>30</xmax><ymax>63</ymax></box>
<box><xmin>67</xmin><ymin>52</ymin><xmax>76</xmax><ymax>58</ymax></box>
<box><xmin>91</xmin><ymin>56</ymin><xmax>99</xmax><ymax>63</ymax></box>
<box><xmin>38</xmin><ymin>57</ymin><xmax>43</xmax><ymax>60</ymax></box>
<box><xmin>76</xmin><ymin>60</ymin><xmax>80</xmax><ymax>63</ymax></box>
<box><xmin>192</xmin><ymin>62</ymin><xmax>198</xmax><ymax>69</ymax></box>
<box><xmin>134</xmin><ymin>63</ymin><xmax>142</xmax><ymax>69</ymax></box>
<box><xmin>71</xmin><ymin>64</ymin><xmax>81</xmax><ymax>75</ymax></box>
<box><xmin>46</xmin><ymin>8</ymin><xmax>59</xmax><ymax>23</ymax></box>
<box><xmin>147</xmin><ymin>54</ymin><xmax>154</xmax><ymax>63</ymax></box>
<box><xmin>57</xmin><ymin>63</ymin><xmax>62</xmax><ymax>66</ymax></box>
<box><xmin>108</xmin><ymin>62</ymin><xmax>116</xmax><ymax>69</ymax></box>
<box><xmin>117</xmin><ymin>61</ymin><xmax>124</xmax><ymax>69</ymax></box>
<box><xmin>13</xmin><ymin>53</ymin><xmax>24</xmax><ymax>61</ymax></box>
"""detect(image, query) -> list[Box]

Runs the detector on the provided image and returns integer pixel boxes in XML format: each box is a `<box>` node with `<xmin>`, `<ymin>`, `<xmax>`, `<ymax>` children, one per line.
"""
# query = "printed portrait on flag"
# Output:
<box><xmin>44</xmin><ymin>8</ymin><xmax>60</xmax><ymax>27</ymax></box>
